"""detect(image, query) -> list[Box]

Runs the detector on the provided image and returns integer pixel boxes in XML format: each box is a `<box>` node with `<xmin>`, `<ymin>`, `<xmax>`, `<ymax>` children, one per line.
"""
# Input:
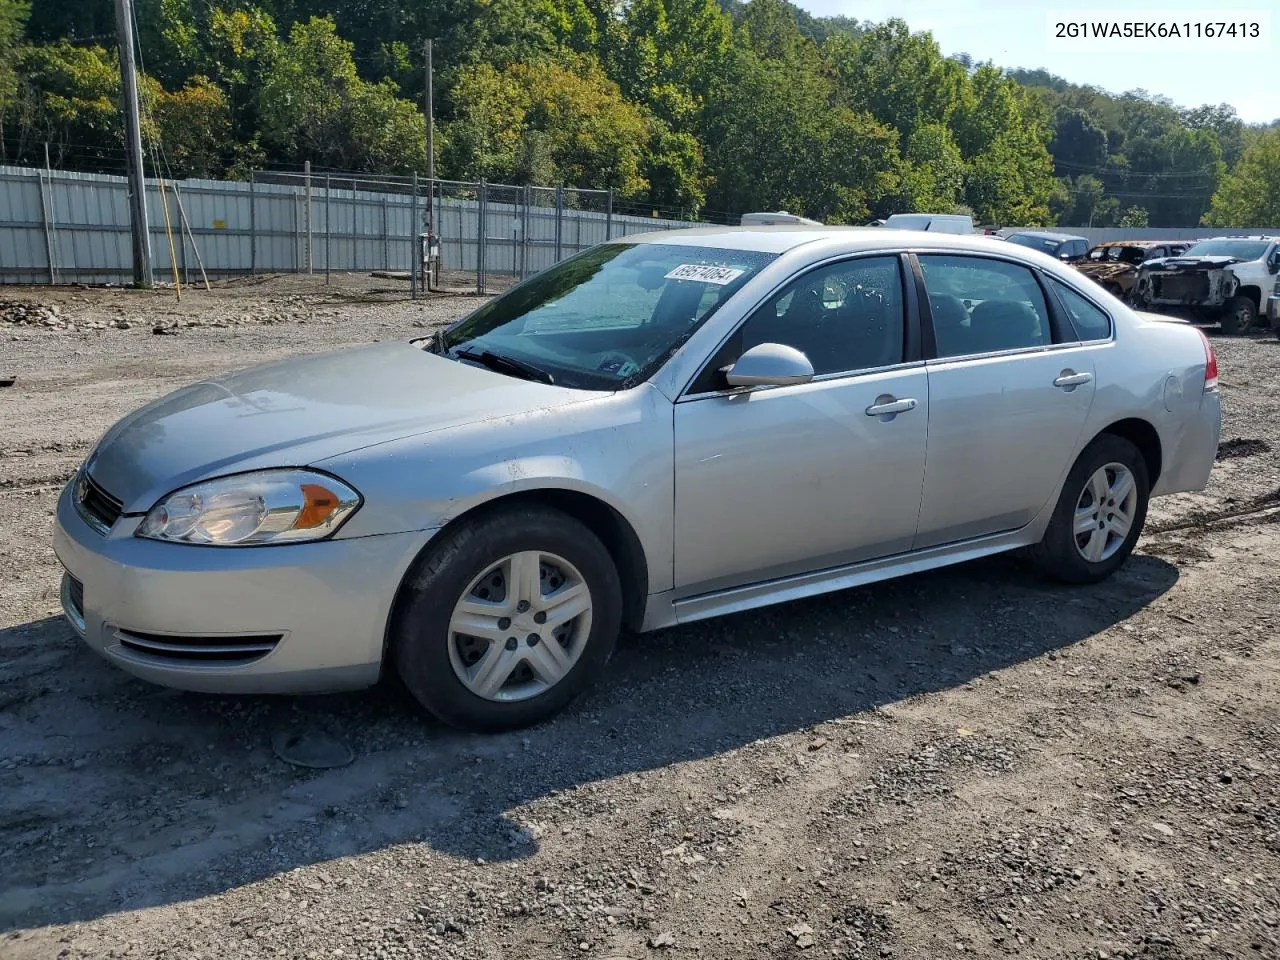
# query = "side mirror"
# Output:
<box><xmin>1268</xmin><ymin>253</ymin><xmax>1280</xmax><ymax>274</ymax></box>
<box><xmin>1058</xmin><ymin>251</ymin><xmax>1073</xmax><ymax>261</ymax></box>
<box><xmin>723</xmin><ymin>342</ymin><xmax>814</xmax><ymax>388</ymax></box>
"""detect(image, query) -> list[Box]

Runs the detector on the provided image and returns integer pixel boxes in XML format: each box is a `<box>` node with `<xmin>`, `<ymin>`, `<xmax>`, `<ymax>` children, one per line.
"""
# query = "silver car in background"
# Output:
<box><xmin>54</xmin><ymin>228</ymin><xmax>1221</xmax><ymax>731</ymax></box>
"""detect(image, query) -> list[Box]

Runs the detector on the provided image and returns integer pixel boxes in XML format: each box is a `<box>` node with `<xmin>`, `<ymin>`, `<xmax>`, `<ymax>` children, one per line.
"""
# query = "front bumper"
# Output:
<box><xmin>53</xmin><ymin>481</ymin><xmax>434</xmax><ymax>694</ymax></box>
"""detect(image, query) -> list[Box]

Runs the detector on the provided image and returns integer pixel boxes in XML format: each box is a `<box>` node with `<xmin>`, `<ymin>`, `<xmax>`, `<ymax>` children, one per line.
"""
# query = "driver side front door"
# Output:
<box><xmin>671</xmin><ymin>254</ymin><xmax>929</xmax><ymax>603</ymax></box>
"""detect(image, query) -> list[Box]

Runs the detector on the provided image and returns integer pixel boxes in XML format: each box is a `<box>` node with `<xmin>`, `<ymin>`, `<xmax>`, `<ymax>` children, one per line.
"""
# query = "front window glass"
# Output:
<box><xmin>436</xmin><ymin>243</ymin><xmax>776</xmax><ymax>390</ymax></box>
<box><xmin>737</xmin><ymin>256</ymin><xmax>906</xmax><ymax>376</ymax></box>
<box><xmin>1182</xmin><ymin>239</ymin><xmax>1270</xmax><ymax>260</ymax></box>
<box><xmin>1087</xmin><ymin>246</ymin><xmax>1107</xmax><ymax>261</ymax></box>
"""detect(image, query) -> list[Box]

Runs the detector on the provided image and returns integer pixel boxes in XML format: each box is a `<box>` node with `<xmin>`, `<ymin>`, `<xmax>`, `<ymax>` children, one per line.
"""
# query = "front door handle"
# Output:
<box><xmin>865</xmin><ymin>396</ymin><xmax>918</xmax><ymax>418</ymax></box>
<box><xmin>1053</xmin><ymin>370</ymin><xmax>1093</xmax><ymax>389</ymax></box>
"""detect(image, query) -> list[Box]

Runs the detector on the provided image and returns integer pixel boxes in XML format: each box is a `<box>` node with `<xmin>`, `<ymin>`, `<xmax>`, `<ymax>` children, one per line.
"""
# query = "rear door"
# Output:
<box><xmin>912</xmin><ymin>253</ymin><xmax>1099</xmax><ymax>549</ymax></box>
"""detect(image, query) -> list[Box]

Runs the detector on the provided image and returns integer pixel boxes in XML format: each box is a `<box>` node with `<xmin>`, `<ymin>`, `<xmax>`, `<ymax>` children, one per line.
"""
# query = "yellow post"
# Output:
<box><xmin>156</xmin><ymin>176</ymin><xmax>182</xmax><ymax>301</ymax></box>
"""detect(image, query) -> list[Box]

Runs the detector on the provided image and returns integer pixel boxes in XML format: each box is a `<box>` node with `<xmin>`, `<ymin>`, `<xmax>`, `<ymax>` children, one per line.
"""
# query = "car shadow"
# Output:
<box><xmin>0</xmin><ymin>552</ymin><xmax>1179</xmax><ymax>931</ymax></box>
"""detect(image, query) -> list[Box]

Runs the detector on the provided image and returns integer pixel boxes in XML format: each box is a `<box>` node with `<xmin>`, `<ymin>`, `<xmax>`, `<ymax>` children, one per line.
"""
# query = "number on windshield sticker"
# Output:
<box><xmin>664</xmin><ymin>264</ymin><xmax>746</xmax><ymax>285</ymax></box>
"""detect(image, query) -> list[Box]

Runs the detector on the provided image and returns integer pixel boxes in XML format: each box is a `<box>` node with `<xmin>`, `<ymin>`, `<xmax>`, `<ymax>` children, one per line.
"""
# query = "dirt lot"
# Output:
<box><xmin>1</xmin><ymin>276</ymin><xmax>1277</xmax><ymax>960</ymax></box>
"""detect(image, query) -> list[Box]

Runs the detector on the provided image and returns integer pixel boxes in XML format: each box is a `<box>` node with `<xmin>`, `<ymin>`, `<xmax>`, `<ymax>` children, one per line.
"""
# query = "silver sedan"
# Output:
<box><xmin>54</xmin><ymin>228</ymin><xmax>1221</xmax><ymax>731</ymax></box>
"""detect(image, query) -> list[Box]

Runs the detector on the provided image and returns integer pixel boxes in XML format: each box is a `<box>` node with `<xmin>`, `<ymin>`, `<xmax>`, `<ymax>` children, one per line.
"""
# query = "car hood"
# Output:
<box><xmin>1077</xmin><ymin>261</ymin><xmax>1136</xmax><ymax>279</ymax></box>
<box><xmin>86</xmin><ymin>341</ymin><xmax>604</xmax><ymax>511</ymax></box>
<box><xmin>1141</xmin><ymin>255</ymin><xmax>1240</xmax><ymax>272</ymax></box>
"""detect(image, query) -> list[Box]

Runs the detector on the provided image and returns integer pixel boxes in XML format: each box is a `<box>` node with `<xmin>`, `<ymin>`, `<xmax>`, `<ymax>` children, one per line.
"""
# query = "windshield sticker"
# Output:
<box><xmin>664</xmin><ymin>263</ymin><xmax>746</xmax><ymax>285</ymax></box>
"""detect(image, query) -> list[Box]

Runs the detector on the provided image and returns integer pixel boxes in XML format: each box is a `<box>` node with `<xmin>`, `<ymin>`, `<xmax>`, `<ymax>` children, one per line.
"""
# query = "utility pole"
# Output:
<box><xmin>423</xmin><ymin>38</ymin><xmax>435</xmax><ymax>289</ymax></box>
<box><xmin>113</xmin><ymin>0</ymin><xmax>152</xmax><ymax>287</ymax></box>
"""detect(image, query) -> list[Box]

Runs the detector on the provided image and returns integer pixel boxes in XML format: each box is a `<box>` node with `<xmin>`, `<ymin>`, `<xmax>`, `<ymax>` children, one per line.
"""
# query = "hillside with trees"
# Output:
<box><xmin>1</xmin><ymin>0</ymin><xmax>1276</xmax><ymax>226</ymax></box>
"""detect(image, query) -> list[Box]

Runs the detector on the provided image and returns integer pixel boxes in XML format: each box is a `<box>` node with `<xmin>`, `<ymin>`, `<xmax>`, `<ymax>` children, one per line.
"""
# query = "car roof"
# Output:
<box><xmin>1006</xmin><ymin>230</ymin><xmax>1086</xmax><ymax>241</ymax></box>
<box><xmin>615</xmin><ymin>226</ymin><xmax>996</xmax><ymax>255</ymax></box>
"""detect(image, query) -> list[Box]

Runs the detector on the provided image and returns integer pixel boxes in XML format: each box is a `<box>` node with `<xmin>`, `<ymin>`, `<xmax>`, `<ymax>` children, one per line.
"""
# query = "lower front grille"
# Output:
<box><xmin>61</xmin><ymin>572</ymin><xmax>86</xmax><ymax>633</ymax></box>
<box><xmin>113</xmin><ymin>628</ymin><xmax>282</xmax><ymax>665</ymax></box>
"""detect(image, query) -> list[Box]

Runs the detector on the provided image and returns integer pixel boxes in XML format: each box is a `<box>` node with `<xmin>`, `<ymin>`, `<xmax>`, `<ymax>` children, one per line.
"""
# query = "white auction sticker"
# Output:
<box><xmin>664</xmin><ymin>263</ymin><xmax>745</xmax><ymax>285</ymax></box>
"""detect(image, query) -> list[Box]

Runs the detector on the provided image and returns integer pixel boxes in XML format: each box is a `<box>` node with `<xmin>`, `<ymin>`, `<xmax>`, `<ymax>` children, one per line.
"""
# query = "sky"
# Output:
<box><xmin>795</xmin><ymin>0</ymin><xmax>1277</xmax><ymax>124</ymax></box>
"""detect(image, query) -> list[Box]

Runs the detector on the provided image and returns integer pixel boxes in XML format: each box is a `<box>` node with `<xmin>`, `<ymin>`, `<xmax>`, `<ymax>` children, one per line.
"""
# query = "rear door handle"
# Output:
<box><xmin>1053</xmin><ymin>370</ymin><xmax>1093</xmax><ymax>389</ymax></box>
<box><xmin>865</xmin><ymin>396</ymin><xmax>918</xmax><ymax>417</ymax></box>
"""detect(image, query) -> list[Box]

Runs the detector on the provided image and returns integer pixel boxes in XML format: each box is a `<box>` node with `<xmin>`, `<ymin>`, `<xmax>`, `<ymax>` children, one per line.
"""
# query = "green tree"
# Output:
<box><xmin>0</xmin><ymin>0</ymin><xmax>29</xmax><ymax>109</ymax></box>
<box><xmin>1204</xmin><ymin>129</ymin><xmax>1280</xmax><ymax>227</ymax></box>
<box><xmin>152</xmin><ymin>77</ymin><xmax>233</xmax><ymax>178</ymax></box>
<box><xmin>258</xmin><ymin>17</ymin><xmax>425</xmax><ymax>172</ymax></box>
<box><xmin>1117</xmin><ymin>205</ymin><xmax>1149</xmax><ymax>227</ymax></box>
<box><xmin>901</xmin><ymin>122</ymin><xmax>964</xmax><ymax>212</ymax></box>
<box><xmin>7</xmin><ymin>41</ymin><xmax>121</xmax><ymax>169</ymax></box>
<box><xmin>443</xmin><ymin>57</ymin><xmax>653</xmax><ymax>196</ymax></box>
<box><xmin>699</xmin><ymin>46</ymin><xmax>901</xmax><ymax>222</ymax></box>
<box><xmin>1050</xmin><ymin>106</ymin><xmax>1107</xmax><ymax>175</ymax></box>
<box><xmin>830</xmin><ymin>19</ymin><xmax>963</xmax><ymax>147</ymax></box>
<box><xmin>606</xmin><ymin>0</ymin><xmax>732</xmax><ymax>127</ymax></box>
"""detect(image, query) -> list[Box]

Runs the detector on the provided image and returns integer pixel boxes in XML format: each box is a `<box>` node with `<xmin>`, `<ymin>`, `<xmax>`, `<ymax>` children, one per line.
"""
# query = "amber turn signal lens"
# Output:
<box><xmin>296</xmin><ymin>483</ymin><xmax>342</xmax><ymax>529</ymax></box>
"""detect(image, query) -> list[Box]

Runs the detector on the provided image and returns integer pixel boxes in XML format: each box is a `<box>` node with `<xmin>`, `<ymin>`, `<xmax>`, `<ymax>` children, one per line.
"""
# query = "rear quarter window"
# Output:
<box><xmin>1049</xmin><ymin>278</ymin><xmax>1112</xmax><ymax>341</ymax></box>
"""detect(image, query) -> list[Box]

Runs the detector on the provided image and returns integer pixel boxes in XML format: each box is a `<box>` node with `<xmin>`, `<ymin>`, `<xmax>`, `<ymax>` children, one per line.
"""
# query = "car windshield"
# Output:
<box><xmin>1110</xmin><ymin>246</ymin><xmax>1149</xmax><ymax>263</ymax></box>
<box><xmin>1005</xmin><ymin>233</ymin><xmax>1061</xmax><ymax>254</ymax></box>
<box><xmin>1182</xmin><ymin>239</ymin><xmax>1270</xmax><ymax>260</ymax></box>
<box><xmin>434</xmin><ymin>243</ymin><xmax>777</xmax><ymax>390</ymax></box>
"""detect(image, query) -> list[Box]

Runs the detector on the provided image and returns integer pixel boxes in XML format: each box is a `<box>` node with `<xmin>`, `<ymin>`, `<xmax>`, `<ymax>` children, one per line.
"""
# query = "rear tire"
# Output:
<box><xmin>1220</xmin><ymin>295</ymin><xmax>1257</xmax><ymax>335</ymax></box>
<box><xmin>1029</xmin><ymin>434</ymin><xmax>1150</xmax><ymax>584</ymax></box>
<box><xmin>391</xmin><ymin>505</ymin><xmax>622</xmax><ymax>732</ymax></box>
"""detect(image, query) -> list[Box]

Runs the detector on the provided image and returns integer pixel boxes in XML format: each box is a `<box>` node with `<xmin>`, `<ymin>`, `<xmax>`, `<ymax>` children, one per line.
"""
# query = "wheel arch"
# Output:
<box><xmin>1093</xmin><ymin>417</ymin><xmax>1162</xmax><ymax>488</ymax></box>
<box><xmin>386</xmin><ymin>486</ymin><xmax>651</xmax><ymax>653</ymax></box>
<box><xmin>1234</xmin><ymin>285</ymin><xmax>1263</xmax><ymax>311</ymax></box>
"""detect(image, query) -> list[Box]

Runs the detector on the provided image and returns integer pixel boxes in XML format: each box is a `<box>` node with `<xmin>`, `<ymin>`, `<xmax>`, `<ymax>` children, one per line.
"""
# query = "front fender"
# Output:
<box><xmin>315</xmin><ymin>385</ymin><xmax>676</xmax><ymax>593</ymax></box>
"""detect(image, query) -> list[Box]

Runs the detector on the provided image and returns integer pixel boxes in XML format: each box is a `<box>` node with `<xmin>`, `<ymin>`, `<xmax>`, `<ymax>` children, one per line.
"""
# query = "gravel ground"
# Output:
<box><xmin>1</xmin><ymin>277</ymin><xmax>1277</xmax><ymax>960</ymax></box>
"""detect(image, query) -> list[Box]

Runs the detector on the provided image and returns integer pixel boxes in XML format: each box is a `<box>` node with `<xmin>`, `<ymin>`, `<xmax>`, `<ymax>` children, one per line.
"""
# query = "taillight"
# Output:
<box><xmin>1197</xmin><ymin>329</ymin><xmax>1218</xmax><ymax>391</ymax></box>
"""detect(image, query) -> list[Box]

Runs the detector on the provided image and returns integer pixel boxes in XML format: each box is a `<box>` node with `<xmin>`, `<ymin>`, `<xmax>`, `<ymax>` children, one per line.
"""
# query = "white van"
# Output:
<box><xmin>882</xmin><ymin>213</ymin><xmax>974</xmax><ymax>234</ymax></box>
<box><xmin>739</xmin><ymin>211</ymin><xmax>824</xmax><ymax>226</ymax></box>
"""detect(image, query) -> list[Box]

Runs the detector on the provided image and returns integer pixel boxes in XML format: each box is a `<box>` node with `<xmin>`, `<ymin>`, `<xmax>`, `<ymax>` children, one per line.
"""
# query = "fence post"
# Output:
<box><xmin>520</xmin><ymin>185</ymin><xmax>529</xmax><ymax>280</ymax></box>
<box><xmin>325</xmin><ymin>174</ymin><xmax>332</xmax><ymax>285</ymax></box>
<box><xmin>382</xmin><ymin>196</ymin><xmax>389</xmax><ymax>270</ymax></box>
<box><xmin>411</xmin><ymin>172</ymin><xmax>419</xmax><ymax>297</ymax></box>
<box><xmin>304</xmin><ymin>159</ymin><xmax>313</xmax><ymax>274</ymax></box>
<box><xmin>576</xmin><ymin>202</ymin><xmax>582</xmax><ymax>253</ymax></box>
<box><xmin>477</xmin><ymin>178</ymin><xmax>487</xmax><ymax>295</ymax></box>
<box><xmin>554</xmin><ymin>186</ymin><xmax>564</xmax><ymax>262</ymax></box>
<box><xmin>605</xmin><ymin>188</ymin><xmax>613</xmax><ymax>242</ymax></box>
<box><xmin>292</xmin><ymin>190</ymin><xmax>300</xmax><ymax>272</ymax></box>
<box><xmin>351</xmin><ymin>179</ymin><xmax>358</xmax><ymax>273</ymax></box>
<box><xmin>36</xmin><ymin>167</ymin><xmax>56</xmax><ymax>285</ymax></box>
<box><xmin>249</xmin><ymin>172</ymin><xmax>257</xmax><ymax>276</ymax></box>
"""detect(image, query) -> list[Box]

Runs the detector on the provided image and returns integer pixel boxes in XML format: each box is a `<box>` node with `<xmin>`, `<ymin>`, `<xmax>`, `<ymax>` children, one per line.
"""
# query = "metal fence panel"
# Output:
<box><xmin>0</xmin><ymin>165</ymin><xmax>706</xmax><ymax>287</ymax></box>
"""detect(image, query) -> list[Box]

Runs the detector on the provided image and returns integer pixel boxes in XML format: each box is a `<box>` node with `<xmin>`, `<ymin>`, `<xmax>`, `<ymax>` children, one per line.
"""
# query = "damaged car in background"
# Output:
<box><xmin>1075</xmin><ymin>240</ymin><xmax>1191</xmax><ymax>300</ymax></box>
<box><xmin>1133</xmin><ymin>236</ymin><xmax>1280</xmax><ymax>334</ymax></box>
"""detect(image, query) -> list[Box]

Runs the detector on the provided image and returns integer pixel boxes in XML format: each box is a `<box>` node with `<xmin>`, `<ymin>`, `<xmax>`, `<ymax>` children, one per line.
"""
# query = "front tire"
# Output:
<box><xmin>1030</xmin><ymin>435</ymin><xmax>1150</xmax><ymax>584</ymax></box>
<box><xmin>1220</xmin><ymin>295</ymin><xmax>1257</xmax><ymax>334</ymax></box>
<box><xmin>391</xmin><ymin>505</ymin><xmax>622</xmax><ymax>732</ymax></box>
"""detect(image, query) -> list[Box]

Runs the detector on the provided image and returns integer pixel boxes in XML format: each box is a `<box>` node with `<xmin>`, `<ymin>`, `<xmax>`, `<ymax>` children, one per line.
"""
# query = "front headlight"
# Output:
<box><xmin>137</xmin><ymin>469</ymin><xmax>361</xmax><ymax>546</ymax></box>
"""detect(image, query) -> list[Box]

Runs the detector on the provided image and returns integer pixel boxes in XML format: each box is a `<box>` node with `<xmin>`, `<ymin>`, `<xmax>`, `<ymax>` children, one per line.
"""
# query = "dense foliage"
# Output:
<box><xmin>2</xmin><ymin>0</ymin><xmax>1276</xmax><ymax>225</ymax></box>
